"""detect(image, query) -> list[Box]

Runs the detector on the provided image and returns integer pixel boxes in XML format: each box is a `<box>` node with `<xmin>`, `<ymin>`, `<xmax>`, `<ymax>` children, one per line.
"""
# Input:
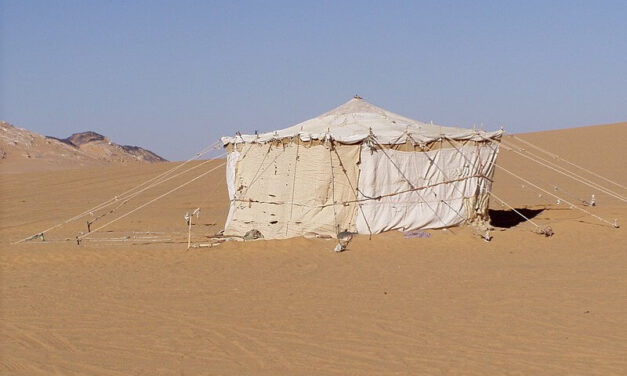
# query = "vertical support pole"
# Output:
<box><xmin>187</xmin><ymin>215</ymin><xmax>192</xmax><ymax>249</ymax></box>
<box><xmin>286</xmin><ymin>135</ymin><xmax>301</xmax><ymax>237</ymax></box>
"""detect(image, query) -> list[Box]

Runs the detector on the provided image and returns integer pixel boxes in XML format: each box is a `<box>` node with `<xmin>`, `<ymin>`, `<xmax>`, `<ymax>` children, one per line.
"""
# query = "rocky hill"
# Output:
<box><xmin>0</xmin><ymin>121</ymin><xmax>166</xmax><ymax>173</ymax></box>
<box><xmin>49</xmin><ymin>130</ymin><xmax>166</xmax><ymax>163</ymax></box>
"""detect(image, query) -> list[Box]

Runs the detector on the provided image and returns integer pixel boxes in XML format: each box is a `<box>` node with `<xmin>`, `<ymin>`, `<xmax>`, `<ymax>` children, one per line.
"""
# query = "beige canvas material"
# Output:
<box><xmin>222</xmin><ymin>97</ymin><xmax>503</xmax><ymax>146</ymax></box>
<box><xmin>355</xmin><ymin>144</ymin><xmax>498</xmax><ymax>233</ymax></box>
<box><xmin>225</xmin><ymin>142</ymin><xmax>359</xmax><ymax>239</ymax></box>
<box><xmin>462</xmin><ymin>143</ymin><xmax>499</xmax><ymax>225</ymax></box>
<box><xmin>224</xmin><ymin>148</ymin><xmax>241</xmax><ymax>230</ymax></box>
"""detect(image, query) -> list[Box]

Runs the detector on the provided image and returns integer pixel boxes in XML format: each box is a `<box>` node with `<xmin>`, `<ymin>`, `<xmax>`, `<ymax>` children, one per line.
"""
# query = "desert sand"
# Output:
<box><xmin>1</xmin><ymin>123</ymin><xmax>626</xmax><ymax>375</ymax></box>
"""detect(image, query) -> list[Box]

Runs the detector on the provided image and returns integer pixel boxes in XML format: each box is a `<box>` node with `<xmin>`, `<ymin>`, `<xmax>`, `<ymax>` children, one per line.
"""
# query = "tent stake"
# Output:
<box><xmin>187</xmin><ymin>216</ymin><xmax>192</xmax><ymax>249</ymax></box>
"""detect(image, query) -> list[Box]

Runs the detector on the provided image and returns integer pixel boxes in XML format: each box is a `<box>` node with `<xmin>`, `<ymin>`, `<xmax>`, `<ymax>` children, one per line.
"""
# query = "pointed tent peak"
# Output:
<box><xmin>221</xmin><ymin>97</ymin><xmax>503</xmax><ymax>145</ymax></box>
<box><xmin>319</xmin><ymin>96</ymin><xmax>403</xmax><ymax>120</ymax></box>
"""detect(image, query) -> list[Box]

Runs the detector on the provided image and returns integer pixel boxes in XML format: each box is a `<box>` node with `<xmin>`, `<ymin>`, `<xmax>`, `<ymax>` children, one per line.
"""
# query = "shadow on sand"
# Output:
<box><xmin>489</xmin><ymin>208</ymin><xmax>544</xmax><ymax>228</ymax></box>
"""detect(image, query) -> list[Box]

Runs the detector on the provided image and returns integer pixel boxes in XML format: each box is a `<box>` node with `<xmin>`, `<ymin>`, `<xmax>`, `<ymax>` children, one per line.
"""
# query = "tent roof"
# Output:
<box><xmin>221</xmin><ymin>96</ymin><xmax>502</xmax><ymax>145</ymax></box>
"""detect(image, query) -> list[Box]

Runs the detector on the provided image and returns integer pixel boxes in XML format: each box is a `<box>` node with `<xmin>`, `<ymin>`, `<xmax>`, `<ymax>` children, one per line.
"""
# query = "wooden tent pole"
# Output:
<box><xmin>187</xmin><ymin>215</ymin><xmax>192</xmax><ymax>249</ymax></box>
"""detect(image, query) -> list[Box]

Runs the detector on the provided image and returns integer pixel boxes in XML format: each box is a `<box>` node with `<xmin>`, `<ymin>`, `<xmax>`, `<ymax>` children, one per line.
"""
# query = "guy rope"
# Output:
<box><xmin>78</xmin><ymin>161</ymin><xmax>227</xmax><ymax>242</ymax></box>
<box><xmin>15</xmin><ymin>140</ymin><xmax>224</xmax><ymax>244</ymax></box>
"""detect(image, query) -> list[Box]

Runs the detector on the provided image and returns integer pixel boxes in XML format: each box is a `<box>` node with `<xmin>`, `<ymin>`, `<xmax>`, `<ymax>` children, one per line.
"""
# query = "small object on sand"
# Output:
<box><xmin>537</xmin><ymin>226</ymin><xmax>554</xmax><ymax>237</ymax></box>
<box><xmin>334</xmin><ymin>231</ymin><xmax>354</xmax><ymax>252</ymax></box>
<box><xmin>194</xmin><ymin>240</ymin><xmax>224</xmax><ymax>248</ymax></box>
<box><xmin>25</xmin><ymin>232</ymin><xmax>45</xmax><ymax>242</ymax></box>
<box><xmin>404</xmin><ymin>230</ymin><xmax>430</xmax><ymax>239</ymax></box>
<box><xmin>243</xmin><ymin>229</ymin><xmax>263</xmax><ymax>241</ymax></box>
<box><xmin>589</xmin><ymin>194</ymin><xmax>596</xmax><ymax>207</ymax></box>
<box><xmin>337</xmin><ymin>231</ymin><xmax>353</xmax><ymax>244</ymax></box>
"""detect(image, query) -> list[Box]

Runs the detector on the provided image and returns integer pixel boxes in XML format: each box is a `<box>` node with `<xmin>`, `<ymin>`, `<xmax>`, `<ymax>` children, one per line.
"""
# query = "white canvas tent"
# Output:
<box><xmin>221</xmin><ymin>96</ymin><xmax>503</xmax><ymax>239</ymax></box>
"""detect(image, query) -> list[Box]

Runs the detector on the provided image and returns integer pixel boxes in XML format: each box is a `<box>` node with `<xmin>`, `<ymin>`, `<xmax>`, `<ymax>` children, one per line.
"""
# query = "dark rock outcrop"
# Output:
<box><xmin>45</xmin><ymin>131</ymin><xmax>167</xmax><ymax>162</ymax></box>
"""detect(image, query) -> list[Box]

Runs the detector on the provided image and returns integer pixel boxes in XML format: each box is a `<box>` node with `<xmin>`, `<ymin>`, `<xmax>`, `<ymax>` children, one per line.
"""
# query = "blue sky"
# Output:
<box><xmin>1</xmin><ymin>1</ymin><xmax>625</xmax><ymax>160</ymax></box>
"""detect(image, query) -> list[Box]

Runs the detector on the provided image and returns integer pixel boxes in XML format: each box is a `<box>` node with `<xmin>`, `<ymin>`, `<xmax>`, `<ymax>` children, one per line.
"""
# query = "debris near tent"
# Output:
<box><xmin>221</xmin><ymin>96</ymin><xmax>503</xmax><ymax>241</ymax></box>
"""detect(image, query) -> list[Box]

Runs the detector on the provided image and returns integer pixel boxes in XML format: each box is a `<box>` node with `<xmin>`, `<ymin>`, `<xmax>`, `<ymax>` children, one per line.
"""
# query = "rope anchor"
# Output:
<box><xmin>24</xmin><ymin>232</ymin><xmax>45</xmax><ymax>242</ymax></box>
<box><xmin>536</xmin><ymin>226</ymin><xmax>554</xmax><ymax>237</ymax></box>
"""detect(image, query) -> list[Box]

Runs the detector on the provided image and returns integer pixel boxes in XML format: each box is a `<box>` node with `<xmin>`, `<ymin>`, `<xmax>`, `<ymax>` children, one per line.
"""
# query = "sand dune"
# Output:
<box><xmin>1</xmin><ymin>123</ymin><xmax>626</xmax><ymax>375</ymax></box>
<box><xmin>493</xmin><ymin>122</ymin><xmax>626</xmax><ymax>208</ymax></box>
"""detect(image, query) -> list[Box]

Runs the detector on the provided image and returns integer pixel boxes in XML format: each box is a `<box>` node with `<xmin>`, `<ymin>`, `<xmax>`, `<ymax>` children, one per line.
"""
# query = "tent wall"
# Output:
<box><xmin>355</xmin><ymin>143</ymin><xmax>498</xmax><ymax>233</ymax></box>
<box><xmin>225</xmin><ymin>142</ymin><xmax>360</xmax><ymax>239</ymax></box>
<box><xmin>224</xmin><ymin>148</ymin><xmax>241</xmax><ymax>230</ymax></box>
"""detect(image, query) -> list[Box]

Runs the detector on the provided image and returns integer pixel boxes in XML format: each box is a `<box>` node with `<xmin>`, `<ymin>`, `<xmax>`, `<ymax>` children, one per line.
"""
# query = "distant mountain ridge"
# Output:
<box><xmin>48</xmin><ymin>130</ymin><xmax>166</xmax><ymax>163</ymax></box>
<box><xmin>50</xmin><ymin>131</ymin><xmax>106</xmax><ymax>146</ymax></box>
<box><xmin>0</xmin><ymin>121</ymin><xmax>167</xmax><ymax>173</ymax></box>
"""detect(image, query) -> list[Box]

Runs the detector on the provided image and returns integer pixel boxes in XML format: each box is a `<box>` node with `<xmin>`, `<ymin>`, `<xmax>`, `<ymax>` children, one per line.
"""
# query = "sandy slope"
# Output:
<box><xmin>493</xmin><ymin>122</ymin><xmax>626</xmax><ymax>208</ymax></box>
<box><xmin>1</xmin><ymin>123</ymin><xmax>626</xmax><ymax>375</ymax></box>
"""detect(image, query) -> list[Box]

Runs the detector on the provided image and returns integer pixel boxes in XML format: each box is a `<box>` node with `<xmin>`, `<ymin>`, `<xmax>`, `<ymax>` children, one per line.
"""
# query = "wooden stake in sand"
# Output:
<box><xmin>187</xmin><ymin>216</ymin><xmax>192</xmax><ymax>249</ymax></box>
<box><xmin>186</xmin><ymin>208</ymin><xmax>200</xmax><ymax>249</ymax></box>
<box><xmin>185</xmin><ymin>211</ymin><xmax>192</xmax><ymax>249</ymax></box>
